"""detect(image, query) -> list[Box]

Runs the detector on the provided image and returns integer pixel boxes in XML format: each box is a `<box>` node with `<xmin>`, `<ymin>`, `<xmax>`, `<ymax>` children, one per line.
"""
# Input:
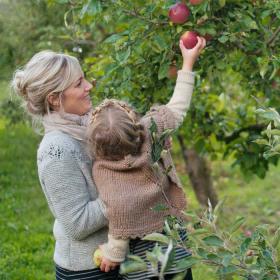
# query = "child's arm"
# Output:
<box><xmin>99</xmin><ymin>235</ymin><xmax>129</xmax><ymax>272</ymax></box>
<box><xmin>143</xmin><ymin>37</ymin><xmax>206</xmax><ymax>135</ymax></box>
<box><xmin>166</xmin><ymin>37</ymin><xmax>206</xmax><ymax>126</ymax></box>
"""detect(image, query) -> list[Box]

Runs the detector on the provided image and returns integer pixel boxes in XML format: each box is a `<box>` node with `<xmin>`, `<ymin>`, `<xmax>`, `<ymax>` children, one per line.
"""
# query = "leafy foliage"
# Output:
<box><xmin>120</xmin><ymin>202</ymin><xmax>280</xmax><ymax>279</ymax></box>
<box><xmin>255</xmin><ymin>107</ymin><xmax>280</xmax><ymax>159</ymax></box>
<box><xmin>47</xmin><ymin>0</ymin><xmax>280</xmax><ymax>178</ymax></box>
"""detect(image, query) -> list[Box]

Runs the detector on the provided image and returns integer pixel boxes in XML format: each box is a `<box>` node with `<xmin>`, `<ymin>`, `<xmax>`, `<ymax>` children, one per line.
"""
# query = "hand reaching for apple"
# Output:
<box><xmin>179</xmin><ymin>36</ymin><xmax>206</xmax><ymax>72</ymax></box>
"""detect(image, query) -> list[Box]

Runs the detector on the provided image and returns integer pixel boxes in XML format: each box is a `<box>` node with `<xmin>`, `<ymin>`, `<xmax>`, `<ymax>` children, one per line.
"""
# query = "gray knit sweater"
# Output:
<box><xmin>37</xmin><ymin>132</ymin><xmax>108</xmax><ymax>271</ymax></box>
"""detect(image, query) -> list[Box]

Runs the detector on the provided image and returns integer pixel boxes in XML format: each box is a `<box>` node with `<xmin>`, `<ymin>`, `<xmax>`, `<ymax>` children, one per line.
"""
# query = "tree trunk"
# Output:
<box><xmin>177</xmin><ymin>135</ymin><xmax>218</xmax><ymax>208</ymax></box>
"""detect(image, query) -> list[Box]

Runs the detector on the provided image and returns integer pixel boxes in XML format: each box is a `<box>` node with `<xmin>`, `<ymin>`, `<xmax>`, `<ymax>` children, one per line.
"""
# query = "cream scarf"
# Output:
<box><xmin>42</xmin><ymin>111</ymin><xmax>90</xmax><ymax>142</ymax></box>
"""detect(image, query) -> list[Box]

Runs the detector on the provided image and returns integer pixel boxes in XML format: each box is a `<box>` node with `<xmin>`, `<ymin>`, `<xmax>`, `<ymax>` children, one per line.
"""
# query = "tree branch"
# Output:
<box><xmin>267</xmin><ymin>26</ymin><xmax>280</xmax><ymax>46</ymax></box>
<box><xmin>217</xmin><ymin>124</ymin><xmax>266</xmax><ymax>144</ymax></box>
<box><xmin>120</xmin><ymin>8</ymin><xmax>169</xmax><ymax>25</ymax></box>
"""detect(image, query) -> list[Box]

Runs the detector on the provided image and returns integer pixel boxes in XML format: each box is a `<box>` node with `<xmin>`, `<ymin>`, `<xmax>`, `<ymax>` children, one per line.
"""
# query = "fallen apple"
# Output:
<box><xmin>168</xmin><ymin>3</ymin><xmax>190</xmax><ymax>24</ymax></box>
<box><xmin>180</xmin><ymin>31</ymin><xmax>198</xmax><ymax>49</ymax></box>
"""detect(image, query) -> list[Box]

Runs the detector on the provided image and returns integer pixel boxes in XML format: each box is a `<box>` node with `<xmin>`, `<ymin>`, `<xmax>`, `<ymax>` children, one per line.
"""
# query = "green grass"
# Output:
<box><xmin>0</xmin><ymin>80</ymin><xmax>10</xmax><ymax>102</ymax></box>
<box><xmin>0</xmin><ymin>119</ymin><xmax>54</xmax><ymax>280</ymax></box>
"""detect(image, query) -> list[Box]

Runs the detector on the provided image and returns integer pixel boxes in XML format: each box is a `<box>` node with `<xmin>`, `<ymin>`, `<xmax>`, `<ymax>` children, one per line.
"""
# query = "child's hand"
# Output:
<box><xmin>179</xmin><ymin>36</ymin><xmax>206</xmax><ymax>72</ymax></box>
<box><xmin>100</xmin><ymin>256</ymin><xmax>120</xmax><ymax>272</ymax></box>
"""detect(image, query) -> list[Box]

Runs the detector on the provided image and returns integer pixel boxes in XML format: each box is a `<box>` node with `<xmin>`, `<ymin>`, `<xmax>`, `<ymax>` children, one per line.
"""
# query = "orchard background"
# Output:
<box><xmin>0</xmin><ymin>0</ymin><xmax>279</xmax><ymax>279</ymax></box>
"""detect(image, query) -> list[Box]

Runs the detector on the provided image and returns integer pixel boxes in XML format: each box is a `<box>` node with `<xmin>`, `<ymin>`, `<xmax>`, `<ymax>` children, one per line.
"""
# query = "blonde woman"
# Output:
<box><xmin>12</xmin><ymin>51</ymin><xmax>119</xmax><ymax>279</ymax></box>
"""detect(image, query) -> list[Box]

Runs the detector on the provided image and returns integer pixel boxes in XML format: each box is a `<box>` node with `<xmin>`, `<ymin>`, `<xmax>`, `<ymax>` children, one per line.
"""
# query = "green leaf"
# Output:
<box><xmin>116</xmin><ymin>47</ymin><xmax>131</xmax><ymax>64</ymax></box>
<box><xmin>176</xmin><ymin>256</ymin><xmax>198</xmax><ymax>270</ymax></box>
<box><xmin>229</xmin><ymin>217</ymin><xmax>246</xmax><ymax>234</ymax></box>
<box><xmin>88</xmin><ymin>0</ymin><xmax>102</xmax><ymax>15</ymax></box>
<box><xmin>219</xmin><ymin>0</ymin><xmax>226</xmax><ymax>7</ymax></box>
<box><xmin>206</xmin><ymin>253</ymin><xmax>220</xmax><ymax>263</ymax></box>
<box><xmin>152</xmin><ymin>203</ymin><xmax>169</xmax><ymax>212</ymax></box>
<box><xmin>218</xmin><ymin>35</ymin><xmax>229</xmax><ymax>43</ymax></box>
<box><xmin>146</xmin><ymin>250</ymin><xmax>159</xmax><ymax>271</ymax></box>
<box><xmin>104</xmin><ymin>34</ymin><xmax>123</xmax><ymax>44</ymax></box>
<box><xmin>120</xmin><ymin>260</ymin><xmax>147</xmax><ymax>274</ymax></box>
<box><xmin>126</xmin><ymin>255</ymin><xmax>146</xmax><ymax>263</ymax></box>
<box><xmin>197</xmin><ymin>248</ymin><xmax>208</xmax><ymax>258</ymax></box>
<box><xmin>142</xmin><ymin>232</ymin><xmax>170</xmax><ymax>244</ymax></box>
<box><xmin>273</xmin><ymin>144</ymin><xmax>280</xmax><ymax>152</ymax></box>
<box><xmin>203</xmin><ymin>235</ymin><xmax>224</xmax><ymax>247</ymax></box>
<box><xmin>257</xmin><ymin>57</ymin><xmax>269</xmax><ymax>79</ymax></box>
<box><xmin>158</xmin><ymin>62</ymin><xmax>169</xmax><ymax>80</ymax></box>
<box><xmin>222</xmin><ymin>254</ymin><xmax>233</xmax><ymax>267</ymax></box>
<box><xmin>253</xmin><ymin>139</ymin><xmax>269</xmax><ymax>145</ymax></box>
<box><xmin>218</xmin><ymin>265</ymin><xmax>237</xmax><ymax>275</ymax></box>
<box><xmin>240</xmin><ymin>237</ymin><xmax>252</xmax><ymax>255</ymax></box>
<box><xmin>270</xmin><ymin>129</ymin><xmax>280</xmax><ymax>136</ymax></box>
<box><xmin>161</xmin><ymin>241</ymin><xmax>175</xmax><ymax>273</ymax></box>
<box><xmin>272</xmin><ymin>227</ymin><xmax>280</xmax><ymax>248</ymax></box>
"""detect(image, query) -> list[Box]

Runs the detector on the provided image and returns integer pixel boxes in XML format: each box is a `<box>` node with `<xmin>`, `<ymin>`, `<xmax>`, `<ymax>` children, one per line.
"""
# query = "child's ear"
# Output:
<box><xmin>47</xmin><ymin>93</ymin><xmax>60</xmax><ymax>107</ymax></box>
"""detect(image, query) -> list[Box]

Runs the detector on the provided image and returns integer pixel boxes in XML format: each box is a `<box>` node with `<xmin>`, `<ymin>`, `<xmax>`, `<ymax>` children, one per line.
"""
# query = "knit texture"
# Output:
<box><xmin>37</xmin><ymin>131</ymin><xmax>108</xmax><ymax>271</ymax></box>
<box><xmin>93</xmin><ymin>105</ymin><xmax>187</xmax><ymax>239</ymax></box>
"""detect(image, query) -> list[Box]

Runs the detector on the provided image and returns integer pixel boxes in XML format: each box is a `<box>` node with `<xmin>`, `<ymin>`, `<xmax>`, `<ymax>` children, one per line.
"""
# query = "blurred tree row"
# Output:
<box><xmin>0</xmin><ymin>0</ymin><xmax>67</xmax><ymax>78</ymax></box>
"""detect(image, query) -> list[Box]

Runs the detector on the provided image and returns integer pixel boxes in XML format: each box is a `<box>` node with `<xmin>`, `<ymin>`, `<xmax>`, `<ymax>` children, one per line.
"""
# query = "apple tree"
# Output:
<box><xmin>49</xmin><ymin>0</ymin><xmax>280</xmax><ymax>207</ymax></box>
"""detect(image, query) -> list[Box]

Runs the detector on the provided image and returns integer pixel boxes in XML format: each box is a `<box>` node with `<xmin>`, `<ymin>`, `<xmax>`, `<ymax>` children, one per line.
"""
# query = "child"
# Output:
<box><xmin>86</xmin><ymin>37</ymin><xmax>206</xmax><ymax>276</ymax></box>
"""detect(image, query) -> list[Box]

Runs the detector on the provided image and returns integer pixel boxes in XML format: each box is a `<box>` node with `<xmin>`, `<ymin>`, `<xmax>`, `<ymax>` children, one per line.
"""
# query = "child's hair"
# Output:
<box><xmin>87</xmin><ymin>99</ymin><xmax>145</xmax><ymax>161</ymax></box>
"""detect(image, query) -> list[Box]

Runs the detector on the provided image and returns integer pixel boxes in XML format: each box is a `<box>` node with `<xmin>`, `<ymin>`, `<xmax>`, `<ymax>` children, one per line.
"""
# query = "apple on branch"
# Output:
<box><xmin>180</xmin><ymin>31</ymin><xmax>198</xmax><ymax>49</ymax></box>
<box><xmin>168</xmin><ymin>3</ymin><xmax>190</xmax><ymax>24</ymax></box>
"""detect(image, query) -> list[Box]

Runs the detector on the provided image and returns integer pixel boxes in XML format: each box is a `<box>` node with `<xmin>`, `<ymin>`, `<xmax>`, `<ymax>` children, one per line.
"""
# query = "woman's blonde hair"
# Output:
<box><xmin>11</xmin><ymin>50</ymin><xmax>82</xmax><ymax>116</ymax></box>
<box><xmin>87</xmin><ymin>99</ymin><xmax>145</xmax><ymax>161</ymax></box>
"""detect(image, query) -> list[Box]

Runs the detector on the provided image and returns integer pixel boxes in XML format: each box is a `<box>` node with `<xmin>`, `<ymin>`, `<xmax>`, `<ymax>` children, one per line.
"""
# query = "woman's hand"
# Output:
<box><xmin>99</xmin><ymin>257</ymin><xmax>120</xmax><ymax>272</ymax></box>
<box><xmin>179</xmin><ymin>36</ymin><xmax>206</xmax><ymax>72</ymax></box>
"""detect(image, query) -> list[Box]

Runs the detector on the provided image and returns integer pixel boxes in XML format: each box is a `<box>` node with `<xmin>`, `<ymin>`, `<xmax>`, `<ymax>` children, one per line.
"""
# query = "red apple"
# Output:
<box><xmin>181</xmin><ymin>31</ymin><xmax>198</xmax><ymax>49</ymax></box>
<box><xmin>168</xmin><ymin>65</ymin><xmax>178</xmax><ymax>79</ymax></box>
<box><xmin>168</xmin><ymin>3</ymin><xmax>190</xmax><ymax>24</ymax></box>
<box><xmin>190</xmin><ymin>0</ymin><xmax>204</xmax><ymax>5</ymax></box>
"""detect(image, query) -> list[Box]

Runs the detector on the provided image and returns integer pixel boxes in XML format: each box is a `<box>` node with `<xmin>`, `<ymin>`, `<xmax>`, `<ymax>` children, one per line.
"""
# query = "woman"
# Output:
<box><xmin>12</xmin><ymin>51</ymin><xmax>118</xmax><ymax>279</ymax></box>
<box><xmin>12</xmin><ymin>38</ymin><xmax>204</xmax><ymax>279</ymax></box>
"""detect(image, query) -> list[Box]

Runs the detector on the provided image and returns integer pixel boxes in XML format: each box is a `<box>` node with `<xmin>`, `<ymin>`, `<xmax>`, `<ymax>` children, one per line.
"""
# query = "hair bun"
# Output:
<box><xmin>12</xmin><ymin>70</ymin><xmax>28</xmax><ymax>99</ymax></box>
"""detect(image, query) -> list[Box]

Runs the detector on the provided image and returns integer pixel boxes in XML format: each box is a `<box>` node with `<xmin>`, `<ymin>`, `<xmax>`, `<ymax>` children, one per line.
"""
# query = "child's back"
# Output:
<box><xmin>88</xmin><ymin>100</ymin><xmax>187</xmax><ymax>238</ymax></box>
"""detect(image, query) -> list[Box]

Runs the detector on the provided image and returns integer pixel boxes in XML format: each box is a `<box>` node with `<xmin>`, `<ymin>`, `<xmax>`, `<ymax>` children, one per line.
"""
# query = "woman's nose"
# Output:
<box><xmin>85</xmin><ymin>80</ymin><xmax>93</xmax><ymax>91</ymax></box>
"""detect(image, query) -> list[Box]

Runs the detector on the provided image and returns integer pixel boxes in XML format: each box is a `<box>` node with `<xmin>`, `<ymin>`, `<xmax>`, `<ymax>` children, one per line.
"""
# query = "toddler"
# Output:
<box><xmin>86</xmin><ymin>37</ymin><xmax>206</xmax><ymax>274</ymax></box>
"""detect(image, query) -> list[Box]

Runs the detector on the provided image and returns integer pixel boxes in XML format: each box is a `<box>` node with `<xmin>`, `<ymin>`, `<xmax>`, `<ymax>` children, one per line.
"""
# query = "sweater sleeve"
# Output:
<box><xmin>40</xmin><ymin>154</ymin><xmax>108</xmax><ymax>241</ymax></box>
<box><xmin>142</xmin><ymin>70</ymin><xmax>195</xmax><ymax>135</ymax></box>
<box><xmin>100</xmin><ymin>235</ymin><xmax>129</xmax><ymax>262</ymax></box>
<box><xmin>166</xmin><ymin>70</ymin><xmax>195</xmax><ymax>125</ymax></box>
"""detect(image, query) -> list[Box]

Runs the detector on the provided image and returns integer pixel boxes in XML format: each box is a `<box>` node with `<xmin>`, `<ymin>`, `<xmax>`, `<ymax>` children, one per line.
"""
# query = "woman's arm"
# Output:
<box><xmin>40</xmin><ymin>155</ymin><xmax>108</xmax><ymax>241</ymax></box>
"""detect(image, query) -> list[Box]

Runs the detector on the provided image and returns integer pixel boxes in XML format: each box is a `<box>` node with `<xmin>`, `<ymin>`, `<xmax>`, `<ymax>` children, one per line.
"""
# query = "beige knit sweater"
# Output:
<box><xmin>93</xmin><ymin>70</ymin><xmax>195</xmax><ymax>262</ymax></box>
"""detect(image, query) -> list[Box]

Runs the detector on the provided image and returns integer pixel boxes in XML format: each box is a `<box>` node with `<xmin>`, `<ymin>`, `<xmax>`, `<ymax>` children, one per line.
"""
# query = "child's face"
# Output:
<box><xmin>62</xmin><ymin>73</ymin><xmax>93</xmax><ymax>115</ymax></box>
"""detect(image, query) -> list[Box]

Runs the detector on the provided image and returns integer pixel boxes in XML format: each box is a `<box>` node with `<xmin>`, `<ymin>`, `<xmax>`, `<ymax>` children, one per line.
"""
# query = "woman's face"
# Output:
<box><xmin>62</xmin><ymin>74</ymin><xmax>93</xmax><ymax>115</ymax></box>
